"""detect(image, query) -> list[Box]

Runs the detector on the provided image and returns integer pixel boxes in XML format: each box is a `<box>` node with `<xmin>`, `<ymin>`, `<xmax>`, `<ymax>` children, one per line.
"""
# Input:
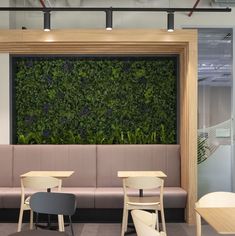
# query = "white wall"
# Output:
<box><xmin>0</xmin><ymin>54</ymin><xmax>9</xmax><ymax>144</ymax></box>
<box><xmin>0</xmin><ymin>0</ymin><xmax>9</xmax><ymax>29</ymax></box>
<box><xmin>0</xmin><ymin>1</ymin><xmax>10</xmax><ymax>144</ymax></box>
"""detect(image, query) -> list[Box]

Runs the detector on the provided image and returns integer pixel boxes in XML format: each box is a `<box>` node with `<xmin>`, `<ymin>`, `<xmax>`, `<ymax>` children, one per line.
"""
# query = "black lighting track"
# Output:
<box><xmin>0</xmin><ymin>7</ymin><xmax>231</xmax><ymax>12</ymax></box>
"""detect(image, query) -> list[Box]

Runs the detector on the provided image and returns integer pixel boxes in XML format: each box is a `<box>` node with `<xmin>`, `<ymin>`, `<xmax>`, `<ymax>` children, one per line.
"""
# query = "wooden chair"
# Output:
<box><xmin>17</xmin><ymin>176</ymin><xmax>62</xmax><ymax>232</ymax></box>
<box><xmin>195</xmin><ymin>191</ymin><xmax>235</xmax><ymax>236</ymax></box>
<box><xmin>131</xmin><ymin>209</ymin><xmax>166</xmax><ymax>236</ymax></box>
<box><xmin>121</xmin><ymin>176</ymin><xmax>166</xmax><ymax>236</ymax></box>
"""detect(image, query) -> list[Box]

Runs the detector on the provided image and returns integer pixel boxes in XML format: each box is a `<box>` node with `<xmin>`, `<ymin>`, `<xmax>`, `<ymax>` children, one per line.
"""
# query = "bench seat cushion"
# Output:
<box><xmin>0</xmin><ymin>187</ymin><xmax>96</xmax><ymax>208</ymax></box>
<box><xmin>0</xmin><ymin>187</ymin><xmax>186</xmax><ymax>209</ymax></box>
<box><xmin>95</xmin><ymin>187</ymin><xmax>187</xmax><ymax>208</ymax></box>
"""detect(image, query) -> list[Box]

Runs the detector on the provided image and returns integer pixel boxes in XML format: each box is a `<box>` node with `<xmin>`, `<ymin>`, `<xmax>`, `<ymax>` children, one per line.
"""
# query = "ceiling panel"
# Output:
<box><xmin>198</xmin><ymin>28</ymin><xmax>233</xmax><ymax>87</ymax></box>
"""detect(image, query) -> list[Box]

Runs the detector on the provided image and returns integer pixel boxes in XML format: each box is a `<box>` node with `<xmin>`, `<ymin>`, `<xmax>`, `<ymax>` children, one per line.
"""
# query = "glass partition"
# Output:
<box><xmin>197</xmin><ymin>28</ymin><xmax>233</xmax><ymax>197</ymax></box>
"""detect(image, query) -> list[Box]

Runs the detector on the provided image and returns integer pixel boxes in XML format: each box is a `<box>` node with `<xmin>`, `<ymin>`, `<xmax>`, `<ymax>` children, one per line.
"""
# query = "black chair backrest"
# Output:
<box><xmin>30</xmin><ymin>192</ymin><xmax>76</xmax><ymax>216</ymax></box>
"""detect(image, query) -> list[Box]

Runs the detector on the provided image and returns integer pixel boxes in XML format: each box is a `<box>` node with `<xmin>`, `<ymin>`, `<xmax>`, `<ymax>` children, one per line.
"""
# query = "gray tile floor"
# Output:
<box><xmin>0</xmin><ymin>223</ymin><xmax>225</xmax><ymax>236</ymax></box>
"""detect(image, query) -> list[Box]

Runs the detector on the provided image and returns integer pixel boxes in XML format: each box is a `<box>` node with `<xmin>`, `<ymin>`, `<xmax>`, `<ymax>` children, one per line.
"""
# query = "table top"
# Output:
<box><xmin>117</xmin><ymin>171</ymin><xmax>167</xmax><ymax>178</ymax></box>
<box><xmin>195</xmin><ymin>207</ymin><xmax>235</xmax><ymax>234</ymax></box>
<box><xmin>20</xmin><ymin>171</ymin><xmax>74</xmax><ymax>178</ymax></box>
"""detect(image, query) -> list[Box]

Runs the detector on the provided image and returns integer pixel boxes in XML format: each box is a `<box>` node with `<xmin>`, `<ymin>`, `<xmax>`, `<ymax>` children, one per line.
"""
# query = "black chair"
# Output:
<box><xmin>9</xmin><ymin>192</ymin><xmax>76</xmax><ymax>236</ymax></box>
<box><xmin>9</xmin><ymin>230</ymin><xmax>66</xmax><ymax>236</ymax></box>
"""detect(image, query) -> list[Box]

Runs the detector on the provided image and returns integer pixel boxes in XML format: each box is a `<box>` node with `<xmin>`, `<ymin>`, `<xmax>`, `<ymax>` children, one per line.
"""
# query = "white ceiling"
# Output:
<box><xmin>198</xmin><ymin>28</ymin><xmax>232</xmax><ymax>87</ymax></box>
<box><xmin>9</xmin><ymin>2</ymin><xmax>233</xmax><ymax>87</ymax></box>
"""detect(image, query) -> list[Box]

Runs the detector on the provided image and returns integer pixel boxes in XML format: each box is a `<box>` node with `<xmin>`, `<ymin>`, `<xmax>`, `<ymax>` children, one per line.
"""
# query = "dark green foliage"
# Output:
<box><xmin>13</xmin><ymin>56</ymin><xmax>177</xmax><ymax>144</ymax></box>
<box><xmin>197</xmin><ymin>135</ymin><xmax>210</xmax><ymax>164</ymax></box>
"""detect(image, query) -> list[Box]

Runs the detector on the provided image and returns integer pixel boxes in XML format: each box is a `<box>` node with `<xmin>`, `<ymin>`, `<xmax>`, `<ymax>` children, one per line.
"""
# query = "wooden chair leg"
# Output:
<box><xmin>155</xmin><ymin>210</ymin><xmax>159</xmax><ymax>231</ymax></box>
<box><xmin>121</xmin><ymin>208</ymin><xmax>127</xmax><ymax>236</ymax></box>
<box><xmin>160</xmin><ymin>207</ymin><xmax>166</xmax><ymax>233</ymax></box>
<box><xmin>58</xmin><ymin>215</ymin><xmax>62</xmax><ymax>232</ymax></box>
<box><xmin>35</xmin><ymin>213</ymin><xmax>39</xmax><ymax>229</ymax></box>
<box><xmin>61</xmin><ymin>215</ymin><xmax>65</xmax><ymax>231</ymax></box>
<box><xmin>29</xmin><ymin>209</ymin><xmax>33</xmax><ymax>230</ymax></box>
<box><xmin>125</xmin><ymin>209</ymin><xmax>129</xmax><ymax>232</ymax></box>
<box><xmin>17</xmin><ymin>208</ymin><xmax>24</xmax><ymax>232</ymax></box>
<box><xmin>196</xmin><ymin>212</ymin><xmax>202</xmax><ymax>236</ymax></box>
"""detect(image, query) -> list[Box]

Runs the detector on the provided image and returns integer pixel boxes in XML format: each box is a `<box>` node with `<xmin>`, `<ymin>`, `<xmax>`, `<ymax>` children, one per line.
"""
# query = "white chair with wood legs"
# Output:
<box><xmin>17</xmin><ymin>176</ymin><xmax>62</xmax><ymax>232</ymax></box>
<box><xmin>195</xmin><ymin>191</ymin><xmax>235</xmax><ymax>236</ymax></box>
<box><xmin>131</xmin><ymin>210</ymin><xmax>166</xmax><ymax>236</ymax></box>
<box><xmin>121</xmin><ymin>176</ymin><xmax>166</xmax><ymax>236</ymax></box>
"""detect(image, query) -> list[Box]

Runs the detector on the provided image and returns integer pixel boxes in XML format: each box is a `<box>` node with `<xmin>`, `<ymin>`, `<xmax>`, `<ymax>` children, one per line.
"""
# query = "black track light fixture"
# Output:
<box><xmin>0</xmin><ymin>7</ymin><xmax>231</xmax><ymax>31</ymax></box>
<box><xmin>167</xmin><ymin>12</ymin><xmax>174</xmax><ymax>32</ymax></box>
<box><xmin>106</xmin><ymin>8</ymin><xmax>113</xmax><ymax>30</ymax></box>
<box><xmin>44</xmin><ymin>11</ymin><xmax>51</xmax><ymax>31</ymax></box>
<box><xmin>167</xmin><ymin>11</ymin><xmax>174</xmax><ymax>32</ymax></box>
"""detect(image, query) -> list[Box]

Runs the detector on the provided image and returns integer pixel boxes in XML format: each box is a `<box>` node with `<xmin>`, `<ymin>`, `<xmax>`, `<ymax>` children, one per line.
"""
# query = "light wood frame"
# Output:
<box><xmin>0</xmin><ymin>29</ymin><xmax>197</xmax><ymax>224</ymax></box>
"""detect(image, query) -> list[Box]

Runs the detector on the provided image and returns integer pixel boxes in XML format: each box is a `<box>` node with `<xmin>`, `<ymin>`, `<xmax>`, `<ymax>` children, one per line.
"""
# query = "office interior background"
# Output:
<box><xmin>0</xmin><ymin>0</ymin><xmax>234</xmax><ymax>199</ymax></box>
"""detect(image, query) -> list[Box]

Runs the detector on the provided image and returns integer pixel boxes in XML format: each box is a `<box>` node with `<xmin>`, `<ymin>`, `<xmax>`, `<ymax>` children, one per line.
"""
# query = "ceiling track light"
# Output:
<box><xmin>106</xmin><ymin>8</ymin><xmax>113</xmax><ymax>30</ymax></box>
<box><xmin>0</xmin><ymin>7</ymin><xmax>231</xmax><ymax>12</ymax></box>
<box><xmin>44</xmin><ymin>11</ymin><xmax>51</xmax><ymax>32</ymax></box>
<box><xmin>167</xmin><ymin>12</ymin><xmax>174</xmax><ymax>32</ymax></box>
<box><xmin>0</xmin><ymin>7</ymin><xmax>230</xmax><ymax>31</ymax></box>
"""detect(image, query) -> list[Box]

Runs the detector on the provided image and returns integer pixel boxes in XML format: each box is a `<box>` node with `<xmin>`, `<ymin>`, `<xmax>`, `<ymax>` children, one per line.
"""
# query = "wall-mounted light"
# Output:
<box><xmin>44</xmin><ymin>11</ymin><xmax>51</xmax><ymax>31</ymax></box>
<box><xmin>167</xmin><ymin>12</ymin><xmax>174</xmax><ymax>32</ymax></box>
<box><xmin>106</xmin><ymin>8</ymin><xmax>113</xmax><ymax>30</ymax></box>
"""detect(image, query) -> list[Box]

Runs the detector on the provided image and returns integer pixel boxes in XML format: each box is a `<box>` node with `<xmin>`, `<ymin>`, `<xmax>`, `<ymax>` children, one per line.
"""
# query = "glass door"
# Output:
<box><xmin>197</xmin><ymin>28</ymin><xmax>233</xmax><ymax>197</ymax></box>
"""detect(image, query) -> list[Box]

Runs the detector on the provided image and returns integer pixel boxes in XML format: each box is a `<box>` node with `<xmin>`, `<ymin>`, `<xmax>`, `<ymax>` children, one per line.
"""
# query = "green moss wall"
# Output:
<box><xmin>12</xmin><ymin>56</ymin><xmax>178</xmax><ymax>144</ymax></box>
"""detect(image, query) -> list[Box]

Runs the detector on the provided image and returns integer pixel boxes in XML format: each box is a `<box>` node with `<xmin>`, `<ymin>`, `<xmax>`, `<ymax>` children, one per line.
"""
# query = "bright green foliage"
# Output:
<box><xmin>13</xmin><ymin>57</ymin><xmax>177</xmax><ymax>144</ymax></box>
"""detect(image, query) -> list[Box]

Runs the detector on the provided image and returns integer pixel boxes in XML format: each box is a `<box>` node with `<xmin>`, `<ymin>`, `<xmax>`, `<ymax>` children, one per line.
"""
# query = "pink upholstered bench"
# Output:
<box><xmin>0</xmin><ymin>144</ymin><xmax>186</xmax><ymax>212</ymax></box>
<box><xmin>95</xmin><ymin>145</ymin><xmax>186</xmax><ymax>209</ymax></box>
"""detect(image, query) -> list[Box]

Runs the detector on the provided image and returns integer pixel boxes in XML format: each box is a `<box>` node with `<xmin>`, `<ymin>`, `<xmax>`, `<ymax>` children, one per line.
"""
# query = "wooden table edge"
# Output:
<box><xmin>117</xmin><ymin>171</ymin><xmax>167</xmax><ymax>178</ymax></box>
<box><xmin>195</xmin><ymin>207</ymin><xmax>235</xmax><ymax>234</ymax></box>
<box><xmin>20</xmin><ymin>171</ymin><xmax>75</xmax><ymax>178</ymax></box>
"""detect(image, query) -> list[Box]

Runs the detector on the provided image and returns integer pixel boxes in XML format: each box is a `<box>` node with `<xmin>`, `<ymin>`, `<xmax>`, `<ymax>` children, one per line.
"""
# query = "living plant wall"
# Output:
<box><xmin>12</xmin><ymin>56</ymin><xmax>178</xmax><ymax>144</ymax></box>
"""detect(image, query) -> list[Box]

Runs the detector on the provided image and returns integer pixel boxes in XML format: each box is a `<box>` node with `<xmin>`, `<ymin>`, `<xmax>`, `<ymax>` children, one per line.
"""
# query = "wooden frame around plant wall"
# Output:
<box><xmin>0</xmin><ymin>29</ymin><xmax>198</xmax><ymax>224</ymax></box>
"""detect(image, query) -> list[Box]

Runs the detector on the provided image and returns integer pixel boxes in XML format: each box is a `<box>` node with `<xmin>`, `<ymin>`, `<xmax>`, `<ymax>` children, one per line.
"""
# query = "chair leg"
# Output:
<box><xmin>61</xmin><ymin>215</ymin><xmax>65</xmax><ymax>231</ymax></box>
<box><xmin>196</xmin><ymin>212</ymin><xmax>202</xmax><ymax>236</ymax></box>
<box><xmin>155</xmin><ymin>210</ymin><xmax>159</xmax><ymax>231</ymax></box>
<box><xmin>29</xmin><ymin>209</ymin><xmax>33</xmax><ymax>230</ymax></box>
<box><xmin>35</xmin><ymin>213</ymin><xmax>39</xmax><ymax>229</ymax></box>
<box><xmin>125</xmin><ymin>209</ymin><xmax>129</xmax><ymax>232</ymax></box>
<box><xmin>17</xmin><ymin>207</ymin><xmax>24</xmax><ymax>232</ymax></box>
<box><xmin>58</xmin><ymin>215</ymin><xmax>63</xmax><ymax>232</ymax></box>
<box><xmin>69</xmin><ymin>216</ymin><xmax>75</xmax><ymax>236</ymax></box>
<box><xmin>121</xmin><ymin>207</ymin><xmax>127</xmax><ymax>236</ymax></box>
<box><xmin>160</xmin><ymin>207</ymin><xmax>166</xmax><ymax>233</ymax></box>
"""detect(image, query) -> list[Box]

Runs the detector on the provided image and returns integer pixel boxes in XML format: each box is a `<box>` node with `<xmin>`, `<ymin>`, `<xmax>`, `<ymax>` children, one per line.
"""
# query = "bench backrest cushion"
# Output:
<box><xmin>97</xmin><ymin>144</ymin><xmax>180</xmax><ymax>187</ymax></box>
<box><xmin>0</xmin><ymin>145</ymin><xmax>13</xmax><ymax>187</ymax></box>
<box><xmin>13</xmin><ymin>145</ymin><xmax>96</xmax><ymax>187</ymax></box>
